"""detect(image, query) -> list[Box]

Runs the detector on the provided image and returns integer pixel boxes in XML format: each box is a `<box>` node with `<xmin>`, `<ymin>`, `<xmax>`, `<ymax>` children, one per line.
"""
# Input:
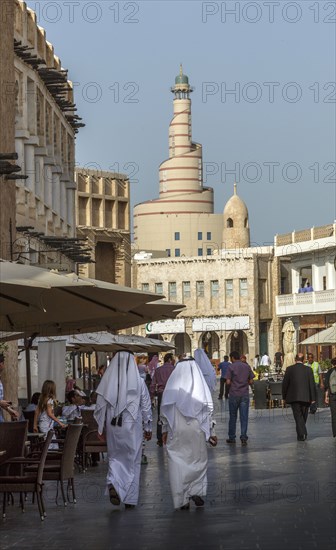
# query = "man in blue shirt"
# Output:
<box><xmin>218</xmin><ymin>355</ymin><xmax>231</xmax><ymax>400</ymax></box>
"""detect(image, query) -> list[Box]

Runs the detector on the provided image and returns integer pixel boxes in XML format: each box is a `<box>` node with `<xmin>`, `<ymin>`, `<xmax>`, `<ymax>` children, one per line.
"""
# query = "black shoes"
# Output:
<box><xmin>226</xmin><ymin>439</ymin><xmax>236</xmax><ymax>444</ymax></box>
<box><xmin>157</xmin><ymin>441</ymin><xmax>163</xmax><ymax>447</ymax></box>
<box><xmin>108</xmin><ymin>485</ymin><xmax>120</xmax><ymax>506</ymax></box>
<box><xmin>125</xmin><ymin>504</ymin><xmax>135</xmax><ymax>509</ymax></box>
<box><xmin>297</xmin><ymin>435</ymin><xmax>307</xmax><ymax>441</ymax></box>
<box><xmin>180</xmin><ymin>496</ymin><xmax>204</xmax><ymax>510</ymax></box>
<box><xmin>191</xmin><ymin>495</ymin><xmax>205</xmax><ymax>507</ymax></box>
<box><xmin>241</xmin><ymin>440</ymin><xmax>248</xmax><ymax>447</ymax></box>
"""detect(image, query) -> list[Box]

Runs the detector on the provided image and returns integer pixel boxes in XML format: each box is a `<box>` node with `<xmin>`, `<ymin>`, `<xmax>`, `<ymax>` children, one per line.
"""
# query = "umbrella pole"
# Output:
<box><xmin>72</xmin><ymin>353</ymin><xmax>76</xmax><ymax>380</ymax></box>
<box><xmin>88</xmin><ymin>353</ymin><xmax>92</xmax><ymax>391</ymax></box>
<box><xmin>24</xmin><ymin>341</ymin><xmax>32</xmax><ymax>403</ymax></box>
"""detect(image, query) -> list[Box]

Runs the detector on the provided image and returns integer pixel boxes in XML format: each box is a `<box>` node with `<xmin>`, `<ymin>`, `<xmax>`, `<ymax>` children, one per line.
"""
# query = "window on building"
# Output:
<box><xmin>141</xmin><ymin>283</ymin><xmax>149</xmax><ymax>292</ymax></box>
<box><xmin>166</xmin><ymin>249</ymin><xmax>171</xmax><ymax>257</ymax></box>
<box><xmin>323</xmin><ymin>276</ymin><xmax>327</xmax><ymax>290</ymax></box>
<box><xmin>211</xmin><ymin>280</ymin><xmax>219</xmax><ymax>297</ymax></box>
<box><xmin>198</xmin><ymin>248</ymin><xmax>203</xmax><ymax>256</ymax></box>
<box><xmin>196</xmin><ymin>281</ymin><xmax>204</xmax><ymax>297</ymax></box>
<box><xmin>207</xmin><ymin>232</ymin><xmax>211</xmax><ymax>240</ymax></box>
<box><xmin>175</xmin><ymin>248</ymin><xmax>180</xmax><ymax>257</ymax></box>
<box><xmin>155</xmin><ymin>282</ymin><xmax>163</xmax><ymax>294</ymax></box>
<box><xmin>239</xmin><ymin>278</ymin><xmax>248</xmax><ymax>297</ymax></box>
<box><xmin>225</xmin><ymin>279</ymin><xmax>233</xmax><ymax>298</ymax></box>
<box><xmin>168</xmin><ymin>282</ymin><xmax>177</xmax><ymax>300</ymax></box>
<box><xmin>259</xmin><ymin>279</ymin><xmax>267</xmax><ymax>303</ymax></box>
<box><xmin>182</xmin><ymin>281</ymin><xmax>191</xmax><ymax>299</ymax></box>
<box><xmin>227</xmin><ymin>218</ymin><xmax>233</xmax><ymax>228</ymax></box>
<box><xmin>280</xmin><ymin>277</ymin><xmax>286</xmax><ymax>295</ymax></box>
<box><xmin>198</xmin><ymin>232</ymin><xmax>202</xmax><ymax>240</ymax></box>
<box><xmin>174</xmin><ymin>232</ymin><xmax>180</xmax><ymax>240</ymax></box>
<box><xmin>206</xmin><ymin>248</ymin><xmax>212</xmax><ymax>256</ymax></box>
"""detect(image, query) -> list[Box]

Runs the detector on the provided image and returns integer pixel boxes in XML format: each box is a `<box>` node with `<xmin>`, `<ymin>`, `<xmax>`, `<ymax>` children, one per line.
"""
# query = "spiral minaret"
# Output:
<box><xmin>134</xmin><ymin>66</ymin><xmax>223</xmax><ymax>257</ymax></box>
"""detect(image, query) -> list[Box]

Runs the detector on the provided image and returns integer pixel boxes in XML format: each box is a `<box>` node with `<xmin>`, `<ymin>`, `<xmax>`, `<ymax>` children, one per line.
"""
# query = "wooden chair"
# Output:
<box><xmin>22</xmin><ymin>410</ymin><xmax>35</xmax><ymax>433</ymax></box>
<box><xmin>0</xmin><ymin>430</ymin><xmax>54</xmax><ymax>520</ymax></box>
<box><xmin>0</xmin><ymin>421</ymin><xmax>28</xmax><ymax>473</ymax></box>
<box><xmin>80</xmin><ymin>409</ymin><xmax>107</xmax><ymax>471</ymax></box>
<box><xmin>31</xmin><ymin>423</ymin><xmax>83</xmax><ymax>506</ymax></box>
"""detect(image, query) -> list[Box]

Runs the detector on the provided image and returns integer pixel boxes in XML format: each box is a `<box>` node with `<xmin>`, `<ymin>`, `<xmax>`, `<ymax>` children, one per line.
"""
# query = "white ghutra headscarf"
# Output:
<box><xmin>94</xmin><ymin>351</ymin><xmax>141</xmax><ymax>434</ymax></box>
<box><xmin>194</xmin><ymin>348</ymin><xmax>217</xmax><ymax>393</ymax></box>
<box><xmin>160</xmin><ymin>358</ymin><xmax>214</xmax><ymax>439</ymax></box>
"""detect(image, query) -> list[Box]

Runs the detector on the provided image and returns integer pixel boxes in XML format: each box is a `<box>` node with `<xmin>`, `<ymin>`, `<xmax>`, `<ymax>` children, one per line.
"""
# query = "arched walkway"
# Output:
<box><xmin>198</xmin><ymin>331</ymin><xmax>220</xmax><ymax>359</ymax></box>
<box><xmin>173</xmin><ymin>333</ymin><xmax>191</xmax><ymax>357</ymax></box>
<box><xmin>227</xmin><ymin>330</ymin><xmax>249</xmax><ymax>357</ymax></box>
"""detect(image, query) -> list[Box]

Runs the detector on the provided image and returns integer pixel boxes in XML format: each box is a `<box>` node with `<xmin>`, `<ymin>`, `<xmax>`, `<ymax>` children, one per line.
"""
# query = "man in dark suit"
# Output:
<box><xmin>282</xmin><ymin>352</ymin><xmax>317</xmax><ymax>441</ymax></box>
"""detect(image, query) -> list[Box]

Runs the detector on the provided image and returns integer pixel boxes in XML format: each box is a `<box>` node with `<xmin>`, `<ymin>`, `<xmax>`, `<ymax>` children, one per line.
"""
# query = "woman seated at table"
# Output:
<box><xmin>62</xmin><ymin>390</ymin><xmax>85</xmax><ymax>422</ymax></box>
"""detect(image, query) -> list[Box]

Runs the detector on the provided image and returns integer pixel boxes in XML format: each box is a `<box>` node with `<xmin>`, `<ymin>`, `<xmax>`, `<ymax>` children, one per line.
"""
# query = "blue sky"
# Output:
<box><xmin>27</xmin><ymin>1</ymin><xmax>335</xmax><ymax>246</ymax></box>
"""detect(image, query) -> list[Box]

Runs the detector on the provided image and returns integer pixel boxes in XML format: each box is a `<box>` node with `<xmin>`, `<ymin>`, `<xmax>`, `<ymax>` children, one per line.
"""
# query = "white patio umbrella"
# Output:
<box><xmin>23</xmin><ymin>332</ymin><xmax>175</xmax><ymax>353</ymax></box>
<box><xmin>0</xmin><ymin>261</ymin><xmax>184</xmax><ymax>399</ymax></box>
<box><xmin>0</xmin><ymin>261</ymin><xmax>164</xmax><ymax>335</ymax></box>
<box><xmin>299</xmin><ymin>323</ymin><xmax>336</xmax><ymax>346</ymax></box>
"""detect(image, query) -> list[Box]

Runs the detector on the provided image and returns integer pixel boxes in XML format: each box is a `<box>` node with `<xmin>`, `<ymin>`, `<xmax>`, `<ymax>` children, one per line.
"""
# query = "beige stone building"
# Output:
<box><xmin>132</xmin><ymin>69</ymin><xmax>274</xmax><ymax>360</ymax></box>
<box><xmin>75</xmin><ymin>168</ymin><xmax>131</xmax><ymax>285</ymax></box>
<box><xmin>0</xmin><ymin>0</ymin><xmax>19</xmax><ymax>406</ymax></box>
<box><xmin>274</xmin><ymin>222</ymin><xmax>336</xmax><ymax>359</ymax></box>
<box><xmin>11</xmin><ymin>0</ymin><xmax>85</xmax><ymax>270</ymax></box>
<box><xmin>134</xmin><ymin>67</ymin><xmax>226</xmax><ymax>257</ymax></box>
<box><xmin>132</xmin><ymin>245</ymin><xmax>276</xmax><ymax>362</ymax></box>
<box><xmin>133</xmin><ymin>185</ymin><xmax>274</xmax><ymax>361</ymax></box>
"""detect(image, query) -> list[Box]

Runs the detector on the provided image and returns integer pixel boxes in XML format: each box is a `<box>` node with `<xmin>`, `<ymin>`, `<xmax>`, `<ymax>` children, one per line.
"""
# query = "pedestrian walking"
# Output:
<box><xmin>161</xmin><ymin>357</ymin><xmax>217</xmax><ymax>510</ymax></box>
<box><xmin>282</xmin><ymin>353</ymin><xmax>317</xmax><ymax>441</ymax></box>
<box><xmin>226</xmin><ymin>351</ymin><xmax>254</xmax><ymax>446</ymax></box>
<box><xmin>324</xmin><ymin>357</ymin><xmax>336</xmax><ymax>437</ymax></box>
<box><xmin>94</xmin><ymin>351</ymin><xmax>152</xmax><ymax>508</ymax></box>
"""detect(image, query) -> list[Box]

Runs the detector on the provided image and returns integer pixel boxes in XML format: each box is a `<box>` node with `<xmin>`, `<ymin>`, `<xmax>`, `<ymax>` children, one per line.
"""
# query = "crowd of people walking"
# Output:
<box><xmin>23</xmin><ymin>349</ymin><xmax>336</xmax><ymax>512</ymax></box>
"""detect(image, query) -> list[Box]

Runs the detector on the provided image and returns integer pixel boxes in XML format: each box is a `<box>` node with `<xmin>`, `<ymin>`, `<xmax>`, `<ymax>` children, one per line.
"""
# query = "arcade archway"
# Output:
<box><xmin>173</xmin><ymin>333</ymin><xmax>191</xmax><ymax>357</ymax></box>
<box><xmin>198</xmin><ymin>331</ymin><xmax>220</xmax><ymax>359</ymax></box>
<box><xmin>228</xmin><ymin>330</ymin><xmax>248</xmax><ymax>356</ymax></box>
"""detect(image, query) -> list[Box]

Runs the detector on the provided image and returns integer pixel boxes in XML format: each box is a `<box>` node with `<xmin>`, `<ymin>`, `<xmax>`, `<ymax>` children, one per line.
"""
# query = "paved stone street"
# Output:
<box><xmin>1</xmin><ymin>402</ymin><xmax>335</xmax><ymax>550</ymax></box>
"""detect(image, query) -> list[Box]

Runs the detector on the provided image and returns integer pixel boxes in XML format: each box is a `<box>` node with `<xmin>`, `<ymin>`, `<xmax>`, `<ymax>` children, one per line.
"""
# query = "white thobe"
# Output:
<box><xmin>105</xmin><ymin>379</ymin><xmax>152</xmax><ymax>505</ymax></box>
<box><xmin>162</xmin><ymin>408</ymin><xmax>208</xmax><ymax>509</ymax></box>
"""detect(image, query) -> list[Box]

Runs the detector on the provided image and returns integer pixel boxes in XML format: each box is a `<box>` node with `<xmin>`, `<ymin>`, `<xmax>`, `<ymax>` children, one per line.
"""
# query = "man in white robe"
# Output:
<box><xmin>94</xmin><ymin>351</ymin><xmax>152</xmax><ymax>509</ymax></box>
<box><xmin>194</xmin><ymin>348</ymin><xmax>217</xmax><ymax>393</ymax></box>
<box><xmin>161</xmin><ymin>357</ymin><xmax>217</xmax><ymax>510</ymax></box>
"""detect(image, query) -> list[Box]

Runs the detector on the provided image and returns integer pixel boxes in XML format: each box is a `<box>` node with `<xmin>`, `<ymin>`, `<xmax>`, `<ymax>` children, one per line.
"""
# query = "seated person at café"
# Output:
<box><xmin>25</xmin><ymin>392</ymin><xmax>41</xmax><ymax>412</ymax></box>
<box><xmin>81</xmin><ymin>391</ymin><xmax>97</xmax><ymax>410</ymax></box>
<box><xmin>62</xmin><ymin>390</ymin><xmax>85</xmax><ymax>421</ymax></box>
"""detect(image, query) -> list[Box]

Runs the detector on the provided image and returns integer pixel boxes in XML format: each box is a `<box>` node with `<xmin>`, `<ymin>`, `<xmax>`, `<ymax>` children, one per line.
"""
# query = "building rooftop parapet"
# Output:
<box><xmin>133</xmin><ymin>246</ymin><xmax>273</xmax><ymax>266</ymax></box>
<box><xmin>274</xmin><ymin>222</ymin><xmax>336</xmax><ymax>257</ymax></box>
<box><xmin>75</xmin><ymin>168</ymin><xmax>128</xmax><ymax>181</ymax></box>
<box><xmin>275</xmin><ymin>223</ymin><xmax>335</xmax><ymax>246</ymax></box>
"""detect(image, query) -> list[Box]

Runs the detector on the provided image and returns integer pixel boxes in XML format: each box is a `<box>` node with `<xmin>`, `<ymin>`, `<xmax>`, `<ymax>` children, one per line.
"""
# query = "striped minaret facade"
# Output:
<box><xmin>134</xmin><ymin>67</ymin><xmax>223</xmax><ymax>257</ymax></box>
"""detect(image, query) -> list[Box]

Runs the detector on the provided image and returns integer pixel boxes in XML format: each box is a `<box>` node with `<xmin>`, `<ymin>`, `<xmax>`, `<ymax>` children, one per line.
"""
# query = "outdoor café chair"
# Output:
<box><xmin>0</xmin><ymin>421</ymin><xmax>28</xmax><ymax>473</ymax></box>
<box><xmin>80</xmin><ymin>409</ymin><xmax>107</xmax><ymax>471</ymax></box>
<box><xmin>28</xmin><ymin>423</ymin><xmax>83</xmax><ymax>506</ymax></box>
<box><xmin>0</xmin><ymin>430</ymin><xmax>54</xmax><ymax>520</ymax></box>
<box><xmin>268</xmin><ymin>381</ymin><xmax>284</xmax><ymax>408</ymax></box>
